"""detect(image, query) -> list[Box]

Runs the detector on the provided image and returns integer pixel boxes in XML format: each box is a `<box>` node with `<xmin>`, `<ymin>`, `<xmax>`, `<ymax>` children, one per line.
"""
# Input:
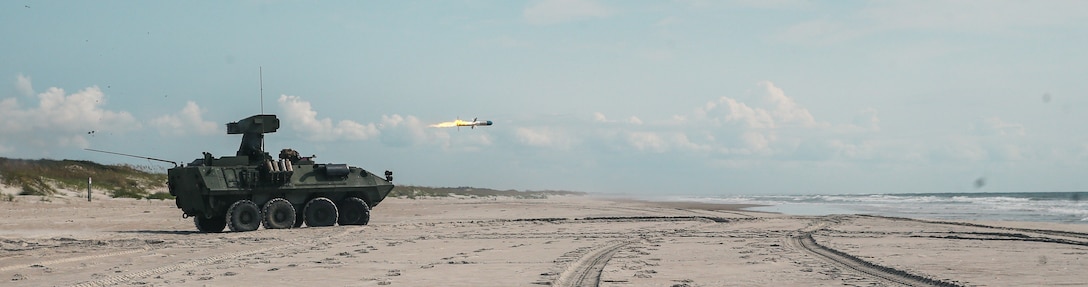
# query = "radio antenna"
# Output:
<box><xmin>260</xmin><ymin>66</ymin><xmax>264</xmax><ymax>114</ymax></box>
<box><xmin>259</xmin><ymin>66</ymin><xmax>265</xmax><ymax>152</ymax></box>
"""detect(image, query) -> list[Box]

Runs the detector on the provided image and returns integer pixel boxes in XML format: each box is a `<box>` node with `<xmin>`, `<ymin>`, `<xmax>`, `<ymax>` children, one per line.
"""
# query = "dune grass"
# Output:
<box><xmin>0</xmin><ymin>157</ymin><xmax>167</xmax><ymax>199</ymax></box>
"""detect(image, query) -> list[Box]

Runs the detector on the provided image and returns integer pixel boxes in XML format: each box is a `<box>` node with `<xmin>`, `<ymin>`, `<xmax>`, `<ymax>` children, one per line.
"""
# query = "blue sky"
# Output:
<box><xmin>2</xmin><ymin>1</ymin><xmax>1087</xmax><ymax>195</ymax></box>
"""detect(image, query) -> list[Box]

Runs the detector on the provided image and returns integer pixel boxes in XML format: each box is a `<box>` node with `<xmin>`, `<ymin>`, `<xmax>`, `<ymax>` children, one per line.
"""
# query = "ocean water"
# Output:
<box><xmin>677</xmin><ymin>192</ymin><xmax>1088</xmax><ymax>224</ymax></box>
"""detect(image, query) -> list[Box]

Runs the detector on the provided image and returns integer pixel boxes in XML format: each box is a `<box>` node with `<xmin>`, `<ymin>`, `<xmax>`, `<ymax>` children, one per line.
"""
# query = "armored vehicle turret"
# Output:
<box><xmin>168</xmin><ymin>114</ymin><xmax>394</xmax><ymax>232</ymax></box>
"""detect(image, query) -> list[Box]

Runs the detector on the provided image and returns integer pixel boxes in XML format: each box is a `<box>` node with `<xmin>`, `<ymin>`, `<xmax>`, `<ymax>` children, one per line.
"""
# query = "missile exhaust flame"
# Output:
<box><xmin>430</xmin><ymin>121</ymin><xmax>459</xmax><ymax>128</ymax></box>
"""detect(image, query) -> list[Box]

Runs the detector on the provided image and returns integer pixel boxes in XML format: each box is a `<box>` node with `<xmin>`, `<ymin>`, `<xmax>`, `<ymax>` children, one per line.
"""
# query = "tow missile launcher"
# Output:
<box><xmin>168</xmin><ymin>114</ymin><xmax>394</xmax><ymax>232</ymax></box>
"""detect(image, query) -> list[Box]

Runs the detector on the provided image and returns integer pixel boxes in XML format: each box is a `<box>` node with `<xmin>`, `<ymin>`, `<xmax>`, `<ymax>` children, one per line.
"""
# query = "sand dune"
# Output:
<box><xmin>2</xmin><ymin>195</ymin><xmax>1087</xmax><ymax>286</ymax></box>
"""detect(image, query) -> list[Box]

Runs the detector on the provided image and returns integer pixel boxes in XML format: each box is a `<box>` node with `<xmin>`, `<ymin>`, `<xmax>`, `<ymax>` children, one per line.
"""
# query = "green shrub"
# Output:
<box><xmin>147</xmin><ymin>192</ymin><xmax>174</xmax><ymax>200</ymax></box>
<box><xmin>0</xmin><ymin>157</ymin><xmax>167</xmax><ymax>198</ymax></box>
<box><xmin>110</xmin><ymin>186</ymin><xmax>148</xmax><ymax>199</ymax></box>
<box><xmin>19</xmin><ymin>181</ymin><xmax>55</xmax><ymax>196</ymax></box>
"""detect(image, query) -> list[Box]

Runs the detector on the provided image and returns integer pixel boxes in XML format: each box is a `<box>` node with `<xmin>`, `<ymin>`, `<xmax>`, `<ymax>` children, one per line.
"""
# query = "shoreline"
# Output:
<box><xmin>647</xmin><ymin>192</ymin><xmax>1088</xmax><ymax>224</ymax></box>
<box><xmin>605</xmin><ymin>197</ymin><xmax>770</xmax><ymax>212</ymax></box>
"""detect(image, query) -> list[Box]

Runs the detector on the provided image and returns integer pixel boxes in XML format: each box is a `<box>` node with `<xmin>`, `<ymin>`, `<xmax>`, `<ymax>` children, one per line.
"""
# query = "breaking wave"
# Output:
<box><xmin>675</xmin><ymin>192</ymin><xmax>1088</xmax><ymax>224</ymax></box>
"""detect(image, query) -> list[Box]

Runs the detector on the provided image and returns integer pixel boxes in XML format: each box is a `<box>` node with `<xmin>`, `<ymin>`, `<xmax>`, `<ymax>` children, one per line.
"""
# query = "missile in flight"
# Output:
<box><xmin>431</xmin><ymin>117</ymin><xmax>493</xmax><ymax>130</ymax></box>
<box><xmin>455</xmin><ymin>117</ymin><xmax>493</xmax><ymax>129</ymax></box>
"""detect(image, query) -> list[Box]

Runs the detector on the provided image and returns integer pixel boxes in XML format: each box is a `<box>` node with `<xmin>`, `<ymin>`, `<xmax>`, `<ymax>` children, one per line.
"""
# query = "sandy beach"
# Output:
<box><xmin>2</xmin><ymin>194</ymin><xmax>1087</xmax><ymax>286</ymax></box>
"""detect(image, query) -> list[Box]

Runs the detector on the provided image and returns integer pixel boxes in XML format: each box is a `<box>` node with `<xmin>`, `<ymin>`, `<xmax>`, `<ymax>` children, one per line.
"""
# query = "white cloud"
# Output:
<box><xmin>277</xmin><ymin>95</ymin><xmax>380</xmax><ymax>141</ymax></box>
<box><xmin>759</xmin><ymin>81</ymin><xmax>820</xmax><ymax>127</ymax></box>
<box><xmin>670</xmin><ymin>133</ymin><xmax>715</xmax><ymax>153</ymax></box>
<box><xmin>741</xmin><ymin>131</ymin><xmax>773</xmax><ymax>152</ymax></box>
<box><xmin>623</xmin><ymin>131</ymin><xmax>716</xmax><ymax>154</ymax></box>
<box><xmin>15</xmin><ymin>74</ymin><xmax>33</xmax><ymax>97</ymax></box>
<box><xmin>697</xmin><ymin>81</ymin><xmax>822</xmax><ymax>129</ymax></box>
<box><xmin>973</xmin><ymin>116</ymin><xmax>1025</xmax><ymax>136</ymax></box>
<box><xmin>378</xmin><ymin>114</ymin><xmax>453</xmax><ymax>148</ymax></box>
<box><xmin>0</xmin><ymin>98</ymin><xmax>21</xmax><ymax>133</ymax></box>
<box><xmin>516</xmin><ymin>127</ymin><xmax>575</xmax><ymax>150</ymax></box>
<box><xmin>381</xmin><ymin>114</ymin><xmax>410</xmax><ymax>129</ymax></box>
<box><xmin>150</xmin><ymin>101</ymin><xmax>219</xmax><ymax>136</ymax></box>
<box><xmin>0</xmin><ymin>76</ymin><xmax>138</xmax><ymax>153</ymax></box>
<box><xmin>827</xmin><ymin>139</ymin><xmax>876</xmax><ymax>160</ymax></box>
<box><xmin>626</xmin><ymin>132</ymin><xmax>667</xmax><ymax>152</ymax></box>
<box><xmin>600</xmin><ymin>81</ymin><xmax>893</xmax><ymax>163</ymax></box>
<box><xmin>593</xmin><ymin>112</ymin><xmax>643</xmax><ymax>125</ymax></box>
<box><xmin>593</xmin><ymin>112</ymin><xmax>607</xmax><ymax>122</ymax></box>
<box><xmin>35</xmin><ymin>87</ymin><xmax>138</xmax><ymax>132</ymax></box>
<box><xmin>723</xmin><ymin>97</ymin><xmax>774</xmax><ymax>128</ymax></box>
<box><xmin>271</xmin><ymin>97</ymin><xmax>467</xmax><ymax>149</ymax></box>
<box><xmin>452</xmin><ymin>133</ymin><xmax>494</xmax><ymax>152</ymax></box>
<box><xmin>58</xmin><ymin>135</ymin><xmax>90</xmax><ymax>150</ymax></box>
<box><xmin>524</xmin><ymin>0</ymin><xmax>612</xmax><ymax>25</ymax></box>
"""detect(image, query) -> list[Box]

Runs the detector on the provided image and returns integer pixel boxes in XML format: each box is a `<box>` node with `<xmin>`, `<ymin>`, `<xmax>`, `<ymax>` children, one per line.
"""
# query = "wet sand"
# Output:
<box><xmin>2</xmin><ymin>194</ymin><xmax>1087</xmax><ymax>286</ymax></box>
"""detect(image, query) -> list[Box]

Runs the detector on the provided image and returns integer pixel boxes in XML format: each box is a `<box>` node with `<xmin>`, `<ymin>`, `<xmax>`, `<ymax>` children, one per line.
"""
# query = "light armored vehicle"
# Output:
<box><xmin>168</xmin><ymin>114</ymin><xmax>394</xmax><ymax>232</ymax></box>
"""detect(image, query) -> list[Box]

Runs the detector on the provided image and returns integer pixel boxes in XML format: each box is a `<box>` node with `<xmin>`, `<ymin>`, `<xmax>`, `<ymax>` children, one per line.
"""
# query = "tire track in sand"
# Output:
<box><xmin>0</xmin><ymin>247</ymin><xmax>151</xmax><ymax>272</ymax></box>
<box><xmin>553</xmin><ymin>240</ymin><xmax>631</xmax><ymax>287</ymax></box>
<box><xmin>69</xmin><ymin>245</ymin><xmax>280</xmax><ymax>287</ymax></box>
<box><xmin>68</xmin><ymin>228</ymin><xmax>358</xmax><ymax>287</ymax></box>
<box><xmin>859</xmin><ymin>215</ymin><xmax>1088</xmax><ymax>245</ymax></box>
<box><xmin>1</xmin><ymin>227</ymin><xmax>305</xmax><ymax>274</ymax></box>
<box><xmin>788</xmin><ymin>217</ymin><xmax>964</xmax><ymax>287</ymax></box>
<box><xmin>790</xmin><ymin>233</ymin><xmax>963</xmax><ymax>287</ymax></box>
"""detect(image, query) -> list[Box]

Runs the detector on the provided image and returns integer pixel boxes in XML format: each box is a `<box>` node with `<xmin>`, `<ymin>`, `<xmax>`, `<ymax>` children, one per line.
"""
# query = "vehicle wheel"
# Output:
<box><xmin>293</xmin><ymin>209</ymin><xmax>305</xmax><ymax>228</ymax></box>
<box><xmin>262</xmin><ymin>198</ymin><xmax>296</xmax><ymax>229</ymax></box>
<box><xmin>304</xmin><ymin>197</ymin><xmax>338</xmax><ymax>227</ymax></box>
<box><xmin>337</xmin><ymin>197</ymin><xmax>370</xmax><ymax>226</ymax></box>
<box><xmin>194</xmin><ymin>216</ymin><xmax>226</xmax><ymax>233</ymax></box>
<box><xmin>227</xmin><ymin>200</ymin><xmax>262</xmax><ymax>232</ymax></box>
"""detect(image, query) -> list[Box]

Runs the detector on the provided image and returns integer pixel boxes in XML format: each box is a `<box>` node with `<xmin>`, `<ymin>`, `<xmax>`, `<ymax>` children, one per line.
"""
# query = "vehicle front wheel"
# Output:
<box><xmin>303</xmin><ymin>197</ymin><xmax>338</xmax><ymax>227</ymax></box>
<box><xmin>337</xmin><ymin>197</ymin><xmax>370</xmax><ymax>226</ymax></box>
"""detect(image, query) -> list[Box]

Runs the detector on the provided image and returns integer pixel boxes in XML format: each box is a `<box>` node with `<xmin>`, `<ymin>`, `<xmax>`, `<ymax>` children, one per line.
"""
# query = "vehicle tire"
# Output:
<box><xmin>293</xmin><ymin>209</ymin><xmax>305</xmax><ymax>228</ymax></box>
<box><xmin>262</xmin><ymin>198</ymin><xmax>296</xmax><ymax>229</ymax></box>
<box><xmin>304</xmin><ymin>197</ymin><xmax>338</xmax><ymax>227</ymax></box>
<box><xmin>227</xmin><ymin>200</ymin><xmax>262</xmax><ymax>232</ymax></box>
<box><xmin>337</xmin><ymin>197</ymin><xmax>370</xmax><ymax>226</ymax></box>
<box><xmin>194</xmin><ymin>215</ymin><xmax>226</xmax><ymax>233</ymax></box>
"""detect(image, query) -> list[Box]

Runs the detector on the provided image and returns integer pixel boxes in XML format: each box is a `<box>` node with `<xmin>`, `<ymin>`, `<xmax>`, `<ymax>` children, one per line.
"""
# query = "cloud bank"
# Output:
<box><xmin>277</xmin><ymin>95</ymin><xmax>381</xmax><ymax>141</ymax></box>
<box><xmin>0</xmin><ymin>74</ymin><xmax>1065</xmax><ymax>194</ymax></box>
<box><xmin>0</xmin><ymin>76</ymin><xmax>138</xmax><ymax>154</ymax></box>
<box><xmin>150</xmin><ymin>101</ymin><xmax>220</xmax><ymax>136</ymax></box>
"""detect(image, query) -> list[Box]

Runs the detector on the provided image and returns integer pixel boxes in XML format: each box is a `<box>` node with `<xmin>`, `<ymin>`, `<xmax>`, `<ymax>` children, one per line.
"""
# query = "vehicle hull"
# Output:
<box><xmin>170</xmin><ymin>160</ymin><xmax>394</xmax><ymax>221</ymax></box>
